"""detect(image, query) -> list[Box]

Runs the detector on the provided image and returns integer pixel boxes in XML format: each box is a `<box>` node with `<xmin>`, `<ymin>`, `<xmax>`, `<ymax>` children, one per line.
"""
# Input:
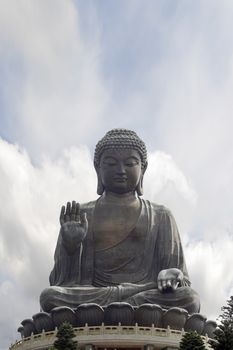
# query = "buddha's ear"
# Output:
<box><xmin>136</xmin><ymin>162</ymin><xmax>148</xmax><ymax>196</ymax></box>
<box><xmin>94</xmin><ymin>162</ymin><xmax>105</xmax><ymax>195</ymax></box>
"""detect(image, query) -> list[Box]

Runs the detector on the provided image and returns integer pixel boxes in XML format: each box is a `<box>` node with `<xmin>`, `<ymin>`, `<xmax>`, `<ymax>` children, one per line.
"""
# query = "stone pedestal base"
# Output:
<box><xmin>18</xmin><ymin>303</ymin><xmax>217</xmax><ymax>340</ymax></box>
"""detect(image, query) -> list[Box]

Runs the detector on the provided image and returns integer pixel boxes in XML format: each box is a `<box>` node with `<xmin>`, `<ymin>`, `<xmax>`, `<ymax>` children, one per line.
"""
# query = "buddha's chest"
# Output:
<box><xmin>93</xmin><ymin>203</ymin><xmax>141</xmax><ymax>251</ymax></box>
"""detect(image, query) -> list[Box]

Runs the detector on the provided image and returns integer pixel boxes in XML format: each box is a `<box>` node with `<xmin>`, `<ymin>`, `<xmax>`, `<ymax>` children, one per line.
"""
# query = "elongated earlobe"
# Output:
<box><xmin>97</xmin><ymin>173</ymin><xmax>105</xmax><ymax>195</ymax></box>
<box><xmin>136</xmin><ymin>163</ymin><xmax>147</xmax><ymax>196</ymax></box>
<box><xmin>136</xmin><ymin>176</ymin><xmax>143</xmax><ymax>196</ymax></box>
<box><xmin>94</xmin><ymin>162</ymin><xmax>105</xmax><ymax>195</ymax></box>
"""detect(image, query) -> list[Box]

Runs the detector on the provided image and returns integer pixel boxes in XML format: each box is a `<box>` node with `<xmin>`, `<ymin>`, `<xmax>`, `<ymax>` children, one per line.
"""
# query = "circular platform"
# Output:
<box><xmin>10</xmin><ymin>324</ymin><xmax>213</xmax><ymax>350</ymax></box>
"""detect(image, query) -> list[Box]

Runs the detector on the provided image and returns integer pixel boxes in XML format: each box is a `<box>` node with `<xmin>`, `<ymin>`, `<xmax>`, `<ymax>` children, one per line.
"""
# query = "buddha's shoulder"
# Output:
<box><xmin>143</xmin><ymin>199</ymin><xmax>173</xmax><ymax>217</ymax></box>
<box><xmin>80</xmin><ymin>200</ymin><xmax>97</xmax><ymax>212</ymax></box>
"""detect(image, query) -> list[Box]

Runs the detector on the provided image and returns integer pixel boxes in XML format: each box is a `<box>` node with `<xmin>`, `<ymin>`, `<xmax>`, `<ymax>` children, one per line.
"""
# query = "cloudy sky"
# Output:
<box><xmin>1</xmin><ymin>0</ymin><xmax>233</xmax><ymax>348</ymax></box>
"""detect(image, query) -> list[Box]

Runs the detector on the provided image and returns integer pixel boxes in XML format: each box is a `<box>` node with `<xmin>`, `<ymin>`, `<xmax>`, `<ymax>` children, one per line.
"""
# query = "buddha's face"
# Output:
<box><xmin>98</xmin><ymin>148</ymin><xmax>142</xmax><ymax>194</ymax></box>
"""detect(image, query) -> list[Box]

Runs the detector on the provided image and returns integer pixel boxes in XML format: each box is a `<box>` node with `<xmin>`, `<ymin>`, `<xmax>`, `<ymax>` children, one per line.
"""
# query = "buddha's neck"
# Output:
<box><xmin>100</xmin><ymin>191</ymin><xmax>139</xmax><ymax>206</ymax></box>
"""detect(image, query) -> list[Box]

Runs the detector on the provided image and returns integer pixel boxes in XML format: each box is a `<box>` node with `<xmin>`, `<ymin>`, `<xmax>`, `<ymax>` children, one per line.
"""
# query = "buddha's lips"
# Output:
<box><xmin>114</xmin><ymin>177</ymin><xmax>127</xmax><ymax>182</ymax></box>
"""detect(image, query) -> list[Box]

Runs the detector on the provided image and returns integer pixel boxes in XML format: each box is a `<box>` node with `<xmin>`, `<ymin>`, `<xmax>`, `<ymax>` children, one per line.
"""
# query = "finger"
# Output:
<box><xmin>75</xmin><ymin>202</ymin><xmax>80</xmax><ymax>222</ymax></box>
<box><xmin>162</xmin><ymin>280</ymin><xmax>167</xmax><ymax>289</ymax></box>
<box><xmin>172</xmin><ymin>280</ymin><xmax>179</xmax><ymax>290</ymax></box>
<box><xmin>177</xmin><ymin>270</ymin><xmax>183</xmax><ymax>282</ymax></box>
<box><xmin>60</xmin><ymin>205</ymin><xmax>65</xmax><ymax>225</ymax></box>
<box><xmin>70</xmin><ymin>201</ymin><xmax>76</xmax><ymax>220</ymax></box>
<box><xmin>65</xmin><ymin>202</ymin><xmax>71</xmax><ymax>222</ymax></box>
<box><xmin>158</xmin><ymin>280</ymin><xmax>162</xmax><ymax>292</ymax></box>
<box><xmin>166</xmin><ymin>280</ymin><xmax>172</xmax><ymax>288</ymax></box>
<box><xmin>80</xmin><ymin>212</ymin><xmax>88</xmax><ymax>231</ymax></box>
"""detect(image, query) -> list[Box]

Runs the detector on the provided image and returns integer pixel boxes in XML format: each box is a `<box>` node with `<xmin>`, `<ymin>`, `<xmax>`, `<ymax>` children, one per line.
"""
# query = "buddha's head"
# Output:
<box><xmin>94</xmin><ymin>129</ymin><xmax>148</xmax><ymax>195</ymax></box>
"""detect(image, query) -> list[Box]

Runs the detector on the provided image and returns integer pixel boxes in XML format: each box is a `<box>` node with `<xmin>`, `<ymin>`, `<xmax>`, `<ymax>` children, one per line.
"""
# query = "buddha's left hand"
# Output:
<box><xmin>157</xmin><ymin>268</ymin><xmax>184</xmax><ymax>292</ymax></box>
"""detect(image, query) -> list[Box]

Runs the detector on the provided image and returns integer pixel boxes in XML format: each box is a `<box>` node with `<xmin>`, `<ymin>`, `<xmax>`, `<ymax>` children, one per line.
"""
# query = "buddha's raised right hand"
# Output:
<box><xmin>60</xmin><ymin>201</ymin><xmax>88</xmax><ymax>254</ymax></box>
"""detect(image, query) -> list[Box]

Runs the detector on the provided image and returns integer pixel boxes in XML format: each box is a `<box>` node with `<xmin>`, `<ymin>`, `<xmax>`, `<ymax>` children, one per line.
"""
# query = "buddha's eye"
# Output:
<box><xmin>103</xmin><ymin>157</ymin><xmax>117</xmax><ymax>166</ymax></box>
<box><xmin>124</xmin><ymin>158</ymin><xmax>139</xmax><ymax>167</ymax></box>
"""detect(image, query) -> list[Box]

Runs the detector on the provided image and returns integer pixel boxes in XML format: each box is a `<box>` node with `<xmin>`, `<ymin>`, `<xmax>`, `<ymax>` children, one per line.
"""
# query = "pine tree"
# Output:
<box><xmin>53</xmin><ymin>321</ymin><xmax>77</xmax><ymax>350</ymax></box>
<box><xmin>211</xmin><ymin>296</ymin><xmax>233</xmax><ymax>350</ymax></box>
<box><xmin>211</xmin><ymin>320</ymin><xmax>233</xmax><ymax>350</ymax></box>
<box><xmin>221</xmin><ymin>296</ymin><xmax>233</xmax><ymax>320</ymax></box>
<box><xmin>179</xmin><ymin>331</ymin><xmax>206</xmax><ymax>350</ymax></box>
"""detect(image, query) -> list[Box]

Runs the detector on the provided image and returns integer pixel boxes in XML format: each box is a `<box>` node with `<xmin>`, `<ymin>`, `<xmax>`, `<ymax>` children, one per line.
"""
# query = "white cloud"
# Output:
<box><xmin>0</xmin><ymin>138</ymin><xmax>96</xmax><ymax>348</ymax></box>
<box><xmin>0</xmin><ymin>0</ymin><xmax>108</xmax><ymax>158</ymax></box>
<box><xmin>187</xmin><ymin>236</ymin><xmax>233</xmax><ymax>320</ymax></box>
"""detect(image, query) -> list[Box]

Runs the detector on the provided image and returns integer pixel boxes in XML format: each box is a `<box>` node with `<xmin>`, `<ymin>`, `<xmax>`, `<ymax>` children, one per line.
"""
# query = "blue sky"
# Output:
<box><xmin>1</xmin><ymin>1</ymin><xmax>233</xmax><ymax>348</ymax></box>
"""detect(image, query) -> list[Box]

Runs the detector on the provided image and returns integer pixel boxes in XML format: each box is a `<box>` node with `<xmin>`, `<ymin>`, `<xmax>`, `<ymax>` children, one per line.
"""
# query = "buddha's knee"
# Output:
<box><xmin>40</xmin><ymin>287</ymin><xmax>60</xmax><ymax>312</ymax></box>
<box><xmin>157</xmin><ymin>286</ymin><xmax>200</xmax><ymax>314</ymax></box>
<box><xmin>177</xmin><ymin>286</ymin><xmax>200</xmax><ymax>313</ymax></box>
<box><xmin>126</xmin><ymin>286</ymin><xmax>200</xmax><ymax>314</ymax></box>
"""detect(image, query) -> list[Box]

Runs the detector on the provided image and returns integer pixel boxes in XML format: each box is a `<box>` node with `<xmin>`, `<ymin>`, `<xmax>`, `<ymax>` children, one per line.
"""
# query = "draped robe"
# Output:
<box><xmin>40</xmin><ymin>199</ymin><xmax>200</xmax><ymax>313</ymax></box>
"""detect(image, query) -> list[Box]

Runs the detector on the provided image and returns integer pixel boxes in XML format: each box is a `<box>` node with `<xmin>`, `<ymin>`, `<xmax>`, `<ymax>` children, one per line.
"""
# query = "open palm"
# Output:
<box><xmin>60</xmin><ymin>201</ymin><xmax>88</xmax><ymax>254</ymax></box>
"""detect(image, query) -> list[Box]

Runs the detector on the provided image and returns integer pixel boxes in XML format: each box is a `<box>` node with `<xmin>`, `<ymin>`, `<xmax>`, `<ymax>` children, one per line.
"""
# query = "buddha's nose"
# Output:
<box><xmin>116</xmin><ymin>162</ymin><xmax>126</xmax><ymax>174</ymax></box>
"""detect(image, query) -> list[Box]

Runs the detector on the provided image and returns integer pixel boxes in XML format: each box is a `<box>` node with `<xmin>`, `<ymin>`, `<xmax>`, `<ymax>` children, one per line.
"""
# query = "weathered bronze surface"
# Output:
<box><xmin>40</xmin><ymin>129</ymin><xmax>200</xmax><ymax>314</ymax></box>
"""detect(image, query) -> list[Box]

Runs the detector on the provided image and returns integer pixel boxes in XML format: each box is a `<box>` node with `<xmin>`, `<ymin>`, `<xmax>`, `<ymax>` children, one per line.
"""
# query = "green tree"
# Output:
<box><xmin>211</xmin><ymin>320</ymin><xmax>233</xmax><ymax>350</ymax></box>
<box><xmin>53</xmin><ymin>321</ymin><xmax>77</xmax><ymax>350</ymax></box>
<box><xmin>211</xmin><ymin>296</ymin><xmax>233</xmax><ymax>350</ymax></box>
<box><xmin>221</xmin><ymin>296</ymin><xmax>233</xmax><ymax>320</ymax></box>
<box><xmin>179</xmin><ymin>331</ymin><xmax>206</xmax><ymax>350</ymax></box>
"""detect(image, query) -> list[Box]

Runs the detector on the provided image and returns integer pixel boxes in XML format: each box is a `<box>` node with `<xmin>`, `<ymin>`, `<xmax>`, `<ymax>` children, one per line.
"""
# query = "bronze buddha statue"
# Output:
<box><xmin>40</xmin><ymin>129</ymin><xmax>200</xmax><ymax>314</ymax></box>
